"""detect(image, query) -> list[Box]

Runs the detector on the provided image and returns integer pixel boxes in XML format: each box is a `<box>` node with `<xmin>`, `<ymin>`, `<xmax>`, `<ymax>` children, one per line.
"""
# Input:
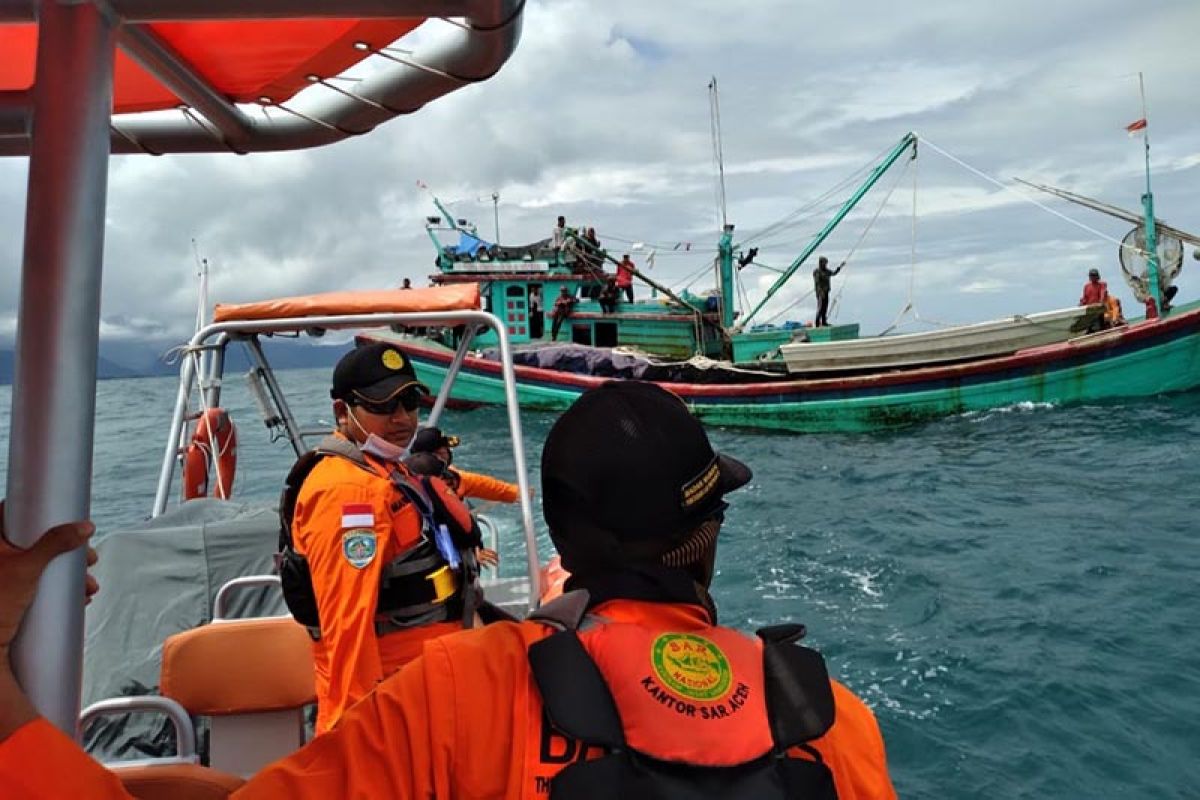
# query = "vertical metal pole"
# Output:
<box><xmin>152</xmin><ymin>354</ymin><xmax>198</xmax><ymax>517</ymax></box>
<box><xmin>426</xmin><ymin>325</ymin><xmax>477</xmax><ymax>429</ymax></box>
<box><xmin>6</xmin><ymin>0</ymin><xmax>116</xmax><ymax>736</ymax></box>
<box><xmin>487</xmin><ymin>316</ymin><xmax>541</xmax><ymax>609</ymax></box>
<box><xmin>244</xmin><ymin>337</ymin><xmax>307</xmax><ymax>456</ymax></box>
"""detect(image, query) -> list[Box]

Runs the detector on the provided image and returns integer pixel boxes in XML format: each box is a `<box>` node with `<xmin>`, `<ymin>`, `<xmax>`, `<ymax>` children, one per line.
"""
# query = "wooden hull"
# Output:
<box><xmin>388</xmin><ymin>304</ymin><xmax>1200</xmax><ymax>432</ymax></box>
<box><xmin>778</xmin><ymin>306</ymin><xmax>1096</xmax><ymax>373</ymax></box>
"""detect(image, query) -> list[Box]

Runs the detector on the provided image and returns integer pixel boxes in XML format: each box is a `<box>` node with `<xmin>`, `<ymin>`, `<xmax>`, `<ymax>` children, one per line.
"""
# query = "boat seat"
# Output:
<box><xmin>81</xmin><ymin>696</ymin><xmax>246</xmax><ymax>799</ymax></box>
<box><xmin>114</xmin><ymin>763</ymin><xmax>246</xmax><ymax>800</ymax></box>
<box><xmin>160</xmin><ymin>614</ymin><xmax>316</xmax><ymax>778</ymax></box>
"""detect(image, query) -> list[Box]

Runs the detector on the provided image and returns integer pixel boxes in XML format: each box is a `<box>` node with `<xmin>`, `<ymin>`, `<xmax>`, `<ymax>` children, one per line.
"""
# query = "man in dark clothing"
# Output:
<box><xmin>812</xmin><ymin>256</ymin><xmax>844</xmax><ymax>327</ymax></box>
<box><xmin>551</xmin><ymin>286</ymin><xmax>576</xmax><ymax>341</ymax></box>
<box><xmin>599</xmin><ymin>278</ymin><xmax>619</xmax><ymax>314</ymax></box>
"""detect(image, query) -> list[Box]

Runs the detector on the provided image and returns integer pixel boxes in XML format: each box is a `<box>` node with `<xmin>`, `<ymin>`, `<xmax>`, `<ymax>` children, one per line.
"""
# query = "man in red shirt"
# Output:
<box><xmin>616</xmin><ymin>254</ymin><xmax>636</xmax><ymax>302</ymax></box>
<box><xmin>1079</xmin><ymin>268</ymin><xmax>1108</xmax><ymax>306</ymax></box>
<box><xmin>1079</xmin><ymin>268</ymin><xmax>1109</xmax><ymax>332</ymax></box>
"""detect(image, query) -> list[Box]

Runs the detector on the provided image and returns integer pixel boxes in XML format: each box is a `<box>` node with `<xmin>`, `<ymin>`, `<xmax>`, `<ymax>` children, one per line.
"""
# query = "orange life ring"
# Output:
<box><xmin>182</xmin><ymin>408</ymin><xmax>238</xmax><ymax>500</ymax></box>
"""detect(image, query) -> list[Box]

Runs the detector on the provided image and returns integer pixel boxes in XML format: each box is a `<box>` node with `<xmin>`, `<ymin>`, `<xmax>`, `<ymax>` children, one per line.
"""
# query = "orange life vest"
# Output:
<box><xmin>278</xmin><ymin>434</ymin><xmax>482</xmax><ymax>637</ymax></box>
<box><xmin>526</xmin><ymin>592</ymin><xmax>838</xmax><ymax>799</ymax></box>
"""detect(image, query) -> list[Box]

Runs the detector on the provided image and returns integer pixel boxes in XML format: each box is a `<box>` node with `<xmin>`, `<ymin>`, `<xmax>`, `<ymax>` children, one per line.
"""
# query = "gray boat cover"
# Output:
<box><xmin>482</xmin><ymin>343</ymin><xmax>786</xmax><ymax>385</ymax></box>
<box><xmin>82</xmin><ymin>499</ymin><xmax>284</xmax><ymax>761</ymax></box>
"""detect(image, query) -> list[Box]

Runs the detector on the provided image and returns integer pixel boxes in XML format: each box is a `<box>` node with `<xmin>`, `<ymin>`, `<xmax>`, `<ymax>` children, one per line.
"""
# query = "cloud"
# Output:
<box><xmin>1</xmin><ymin>0</ymin><xmax>1198</xmax><ymax>349</ymax></box>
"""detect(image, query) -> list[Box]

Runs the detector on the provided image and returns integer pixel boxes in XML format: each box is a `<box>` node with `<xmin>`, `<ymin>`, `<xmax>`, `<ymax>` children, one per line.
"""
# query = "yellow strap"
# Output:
<box><xmin>426</xmin><ymin>565</ymin><xmax>458</xmax><ymax>602</ymax></box>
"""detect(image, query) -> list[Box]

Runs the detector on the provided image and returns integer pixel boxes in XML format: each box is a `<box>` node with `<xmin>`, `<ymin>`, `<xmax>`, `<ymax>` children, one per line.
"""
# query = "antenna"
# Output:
<box><xmin>708</xmin><ymin>77</ymin><xmax>728</xmax><ymax>229</ymax></box>
<box><xmin>191</xmin><ymin>238</ymin><xmax>209</xmax><ymax>334</ymax></box>
<box><xmin>491</xmin><ymin>191</ymin><xmax>501</xmax><ymax>242</ymax></box>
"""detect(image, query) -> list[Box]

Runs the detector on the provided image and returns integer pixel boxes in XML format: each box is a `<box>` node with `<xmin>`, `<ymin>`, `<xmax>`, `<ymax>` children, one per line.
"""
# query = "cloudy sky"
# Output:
<box><xmin>2</xmin><ymin>0</ymin><xmax>1198</xmax><ymax>345</ymax></box>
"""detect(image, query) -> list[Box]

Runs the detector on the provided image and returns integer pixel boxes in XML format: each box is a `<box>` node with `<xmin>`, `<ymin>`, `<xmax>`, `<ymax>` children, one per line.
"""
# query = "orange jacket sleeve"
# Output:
<box><xmin>238</xmin><ymin>622</ymin><xmax>533</xmax><ymax>799</ymax></box>
<box><xmin>0</xmin><ymin>718</ymin><xmax>133</xmax><ymax>799</ymax></box>
<box><xmin>809</xmin><ymin>680</ymin><xmax>897</xmax><ymax>799</ymax></box>
<box><xmin>452</xmin><ymin>468</ymin><xmax>520</xmax><ymax>504</ymax></box>
<box><xmin>292</xmin><ymin>461</ymin><xmax>421</xmax><ymax>733</ymax></box>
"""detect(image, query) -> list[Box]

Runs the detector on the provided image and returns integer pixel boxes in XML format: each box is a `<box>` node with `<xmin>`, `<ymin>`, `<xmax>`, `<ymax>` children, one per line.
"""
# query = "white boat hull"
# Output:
<box><xmin>779</xmin><ymin>305</ymin><xmax>1100</xmax><ymax>374</ymax></box>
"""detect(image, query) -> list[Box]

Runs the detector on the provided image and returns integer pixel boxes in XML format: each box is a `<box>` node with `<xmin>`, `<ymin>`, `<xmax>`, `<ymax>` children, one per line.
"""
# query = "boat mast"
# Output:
<box><xmin>736</xmin><ymin>132</ymin><xmax>917</xmax><ymax>332</ymax></box>
<box><xmin>1137</xmin><ymin>73</ymin><xmax>1164</xmax><ymax>314</ymax></box>
<box><xmin>709</xmin><ymin>77</ymin><xmax>736</xmax><ymax>329</ymax></box>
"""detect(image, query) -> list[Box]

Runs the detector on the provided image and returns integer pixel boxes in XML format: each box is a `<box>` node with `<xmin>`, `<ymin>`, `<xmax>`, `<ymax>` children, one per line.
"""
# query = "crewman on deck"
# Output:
<box><xmin>616</xmin><ymin>253</ymin><xmax>636</xmax><ymax>302</ymax></box>
<box><xmin>0</xmin><ymin>381</ymin><xmax>896</xmax><ymax>800</ymax></box>
<box><xmin>813</xmin><ymin>255</ymin><xmax>844</xmax><ymax>327</ymax></box>
<box><xmin>1079</xmin><ymin>268</ymin><xmax>1108</xmax><ymax>306</ymax></box>
<box><xmin>409</xmin><ymin>426</ymin><xmax>523</xmax><ymax>505</ymax></box>
<box><xmin>276</xmin><ymin>342</ymin><xmax>490</xmax><ymax>734</ymax></box>
<box><xmin>1079</xmin><ymin>268</ymin><xmax>1110</xmax><ymax>332</ymax></box>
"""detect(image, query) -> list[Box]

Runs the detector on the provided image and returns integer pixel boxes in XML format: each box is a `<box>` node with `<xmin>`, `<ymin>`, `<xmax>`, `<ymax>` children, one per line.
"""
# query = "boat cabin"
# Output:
<box><xmin>424</xmin><ymin>217</ymin><xmax>728</xmax><ymax>359</ymax></box>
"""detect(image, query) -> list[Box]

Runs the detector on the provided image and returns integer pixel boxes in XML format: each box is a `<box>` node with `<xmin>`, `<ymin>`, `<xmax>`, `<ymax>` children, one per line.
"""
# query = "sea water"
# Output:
<box><xmin>1</xmin><ymin>368</ymin><xmax>1198</xmax><ymax>798</ymax></box>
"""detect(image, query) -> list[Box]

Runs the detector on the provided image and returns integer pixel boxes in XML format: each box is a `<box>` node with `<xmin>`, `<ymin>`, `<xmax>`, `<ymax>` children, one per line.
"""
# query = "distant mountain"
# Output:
<box><xmin>0</xmin><ymin>338</ymin><xmax>351</xmax><ymax>385</ymax></box>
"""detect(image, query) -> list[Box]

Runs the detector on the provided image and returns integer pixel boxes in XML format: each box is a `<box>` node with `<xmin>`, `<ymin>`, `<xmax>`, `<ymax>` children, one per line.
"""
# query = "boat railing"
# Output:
<box><xmin>79</xmin><ymin>696</ymin><xmax>198</xmax><ymax>768</ymax></box>
<box><xmin>476</xmin><ymin>514</ymin><xmax>500</xmax><ymax>587</ymax></box>
<box><xmin>212</xmin><ymin>575</ymin><xmax>289</xmax><ymax>622</ymax></box>
<box><xmin>154</xmin><ymin>307</ymin><xmax>543</xmax><ymax>613</ymax></box>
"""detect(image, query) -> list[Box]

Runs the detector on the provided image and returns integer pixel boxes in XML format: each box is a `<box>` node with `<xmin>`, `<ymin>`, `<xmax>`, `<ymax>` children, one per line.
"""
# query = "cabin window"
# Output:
<box><xmin>506</xmin><ymin>286</ymin><xmax>525</xmax><ymax>297</ymax></box>
<box><xmin>594</xmin><ymin>321</ymin><xmax>618</xmax><ymax>348</ymax></box>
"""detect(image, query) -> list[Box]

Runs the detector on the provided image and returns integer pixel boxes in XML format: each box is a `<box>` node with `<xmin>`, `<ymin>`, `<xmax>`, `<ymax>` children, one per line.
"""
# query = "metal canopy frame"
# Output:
<box><xmin>1</xmin><ymin>0</ymin><xmax>524</xmax><ymax>738</ymax></box>
<box><xmin>0</xmin><ymin>0</ymin><xmax>524</xmax><ymax>155</ymax></box>
<box><xmin>149</xmin><ymin>310</ymin><xmax>542</xmax><ymax>621</ymax></box>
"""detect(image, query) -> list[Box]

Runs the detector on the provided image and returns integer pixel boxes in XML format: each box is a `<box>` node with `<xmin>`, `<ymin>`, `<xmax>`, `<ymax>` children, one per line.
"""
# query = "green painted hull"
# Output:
<box><xmin>393</xmin><ymin>306</ymin><xmax>1200</xmax><ymax>432</ymax></box>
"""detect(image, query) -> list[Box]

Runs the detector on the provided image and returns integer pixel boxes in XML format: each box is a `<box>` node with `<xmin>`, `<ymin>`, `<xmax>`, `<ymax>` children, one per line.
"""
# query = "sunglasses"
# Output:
<box><xmin>352</xmin><ymin>388</ymin><xmax>422</xmax><ymax>415</ymax></box>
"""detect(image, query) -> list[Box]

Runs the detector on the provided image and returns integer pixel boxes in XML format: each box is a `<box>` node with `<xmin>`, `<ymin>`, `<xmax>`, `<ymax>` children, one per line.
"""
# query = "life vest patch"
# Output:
<box><xmin>651</xmin><ymin>633</ymin><xmax>732</xmax><ymax>701</ymax></box>
<box><xmin>342</xmin><ymin>530</ymin><xmax>377</xmax><ymax>569</ymax></box>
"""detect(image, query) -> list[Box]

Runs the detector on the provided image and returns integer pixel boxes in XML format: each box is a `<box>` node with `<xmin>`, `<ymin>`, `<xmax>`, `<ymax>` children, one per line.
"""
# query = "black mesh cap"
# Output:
<box><xmin>330</xmin><ymin>342</ymin><xmax>429</xmax><ymax>403</ymax></box>
<box><xmin>541</xmin><ymin>381</ymin><xmax>752</xmax><ymax>573</ymax></box>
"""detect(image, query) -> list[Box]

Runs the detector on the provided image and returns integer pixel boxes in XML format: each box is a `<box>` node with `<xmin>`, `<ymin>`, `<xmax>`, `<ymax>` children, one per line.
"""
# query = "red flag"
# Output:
<box><xmin>1125</xmin><ymin>118</ymin><xmax>1147</xmax><ymax>136</ymax></box>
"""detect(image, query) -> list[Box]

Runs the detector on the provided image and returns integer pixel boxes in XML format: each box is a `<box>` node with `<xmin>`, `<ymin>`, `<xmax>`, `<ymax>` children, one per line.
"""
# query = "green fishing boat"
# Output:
<box><xmin>389</xmin><ymin>125</ymin><xmax>1200</xmax><ymax>432</ymax></box>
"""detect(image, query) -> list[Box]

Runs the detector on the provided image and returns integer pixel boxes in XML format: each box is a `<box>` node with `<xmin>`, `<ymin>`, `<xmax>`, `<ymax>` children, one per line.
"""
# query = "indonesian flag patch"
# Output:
<box><xmin>341</xmin><ymin>503</ymin><xmax>374</xmax><ymax>529</ymax></box>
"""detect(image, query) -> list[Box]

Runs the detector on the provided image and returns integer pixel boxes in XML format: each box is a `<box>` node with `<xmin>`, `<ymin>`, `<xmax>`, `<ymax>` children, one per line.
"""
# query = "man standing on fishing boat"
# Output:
<box><xmin>0</xmin><ymin>381</ymin><xmax>896</xmax><ymax>799</ymax></box>
<box><xmin>616</xmin><ymin>253</ymin><xmax>636</xmax><ymax>302</ymax></box>
<box><xmin>274</xmin><ymin>342</ymin><xmax>493</xmax><ymax>734</ymax></box>
<box><xmin>813</xmin><ymin>256</ymin><xmax>844</xmax><ymax>327</ymax></box>
<box><xmin>551</xmin><ymin>285</ymin><xmax>576</xmax><ymax>341</ymax></box>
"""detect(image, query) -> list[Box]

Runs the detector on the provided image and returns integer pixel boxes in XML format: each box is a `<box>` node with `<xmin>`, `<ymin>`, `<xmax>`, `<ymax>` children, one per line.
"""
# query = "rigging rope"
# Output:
<box><xmin>741</xmin><ymin>140</ymin><xmax>899</xmax><ymax>247</ymax></box>
<box><xmin>827</xmin><ymin>155</ymin><xmax>913</xmax><ymax>323</ymax></box>
<box><xmin>918</xmin><ymin>135</ymin><xmax>1131</xmax><ymax>249</ymax></box>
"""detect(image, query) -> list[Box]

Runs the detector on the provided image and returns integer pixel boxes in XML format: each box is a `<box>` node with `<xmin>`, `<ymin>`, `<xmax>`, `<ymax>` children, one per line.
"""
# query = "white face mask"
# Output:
<box><xmin>347</xmin><ymin>406</ymin><xmax>408</xmax><ymax>463</ymax></box>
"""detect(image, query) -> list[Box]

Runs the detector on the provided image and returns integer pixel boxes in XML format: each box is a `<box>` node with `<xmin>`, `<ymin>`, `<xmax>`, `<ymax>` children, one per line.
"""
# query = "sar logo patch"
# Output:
<box><xmin>342</xmin><ymin>530</ymin><xmax>377</xmax><ymax>569</ymax></box>
<box><xmin>651</xmin><ymin>633</ymin><xmax>732</xmax><ymax>701</ymax></box>
<box><xmin>382</xmin><ymin>349</ymin><xmax>405</xmax><ymax>370</ymax></box>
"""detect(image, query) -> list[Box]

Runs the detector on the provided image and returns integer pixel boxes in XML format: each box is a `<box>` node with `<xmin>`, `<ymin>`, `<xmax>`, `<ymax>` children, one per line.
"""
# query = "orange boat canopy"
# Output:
<box><xmin>213</xmin><ymin>283</ymin><xmax>482</xmax><ymax>324</ymax></box>
<box><xmin>0</xmin><ymin>19</ymin><xmax>423</xmax><ymax>114</ymax></box>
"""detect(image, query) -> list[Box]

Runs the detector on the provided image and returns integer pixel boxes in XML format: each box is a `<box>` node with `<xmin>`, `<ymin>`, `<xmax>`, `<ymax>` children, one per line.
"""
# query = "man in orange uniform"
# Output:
<box><xmin>409</xmin><ymin>426</ymin><xmax>523</xmax><ymax>504</ymax></box>
<box><xmin>0</xmin><ymin>382</ymin><xmax>896</xmax><ymax>799</ymax></box>
<box><xmin>278</xmin><ymin>342</ymin><xmax>485</xmax><ymax>734</ymax></box>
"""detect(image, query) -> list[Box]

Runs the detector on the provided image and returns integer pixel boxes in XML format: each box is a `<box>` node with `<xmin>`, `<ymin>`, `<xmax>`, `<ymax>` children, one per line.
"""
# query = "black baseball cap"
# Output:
<box><xmin>330</xmin><ymin>342</ymin><xmax>429</xmax><ymax>403</ymax></box>
<box><xmin>1088</xmin><ymin>268</ymin><xmax>1100</xmax><ymax>277</ymax></box>
<box><xmin>411</xmin><ymin>426</ymin><xmax>460</xmax><ymax>453</ymax></box>
<box><xmin>542</xmin><ymin>381</ymin><xmax>752</xmax><ymax>573</ymax></box>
